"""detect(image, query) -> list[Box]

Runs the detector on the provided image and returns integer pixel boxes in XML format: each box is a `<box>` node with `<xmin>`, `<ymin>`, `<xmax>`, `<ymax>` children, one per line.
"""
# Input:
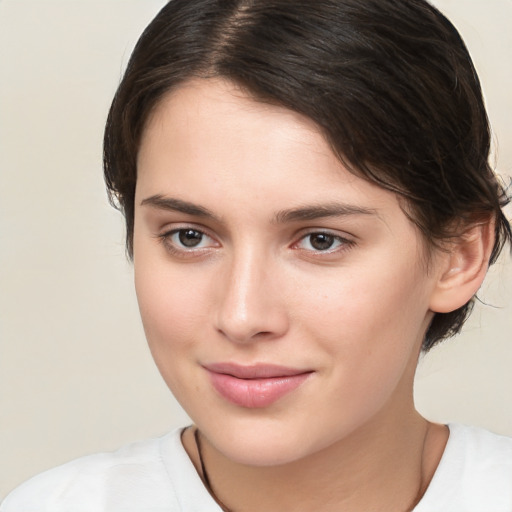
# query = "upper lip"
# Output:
<box><xmin>204</xmin><ymin>362</ymin><xmax>312</xmax><ymax>379</ymax></box>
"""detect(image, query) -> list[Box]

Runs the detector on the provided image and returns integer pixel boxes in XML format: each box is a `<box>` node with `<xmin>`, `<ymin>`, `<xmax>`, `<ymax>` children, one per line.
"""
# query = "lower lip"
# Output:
<box><xmin>207</xmin><ymin>371</ymin><xmax>312</xmax><ymax>408</ymax></box>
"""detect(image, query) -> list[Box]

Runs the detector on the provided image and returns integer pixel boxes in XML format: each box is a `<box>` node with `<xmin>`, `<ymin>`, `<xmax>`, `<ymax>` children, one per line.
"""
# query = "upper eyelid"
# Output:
<box><xmin>158</xmin><ymin>223</ymin><xmax>216</xmax><ymax>238</ymax></box>
<box><xmin>159</xmin><ymin>226</ymin><xmax>352</xmax><ymax>239</ymax></box>
<box><xmin>144</xmin><ymin>207</ymin><xmax>223</xmax><ymax>235</ymax></box>
<box><xmin>156</xmin><ymin>224</ymin><xmax>355</xmax><ymax>248</ymax></box>
<box><xmin>294</xmin><ymin>227</ymin><xmax>355</xmax><ymax>241</ymax></box>
<box><xmin>163</xmin><ymin>227</ymin><xmax>216</xmax><ymax>241</ymax></box>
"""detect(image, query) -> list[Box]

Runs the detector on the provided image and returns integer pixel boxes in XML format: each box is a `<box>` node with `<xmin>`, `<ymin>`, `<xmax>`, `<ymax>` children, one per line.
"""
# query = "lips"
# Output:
<box><xmin>204</xmin><ymin>363</ymin><xmax>313</xmax><ymax>408</ymax></box>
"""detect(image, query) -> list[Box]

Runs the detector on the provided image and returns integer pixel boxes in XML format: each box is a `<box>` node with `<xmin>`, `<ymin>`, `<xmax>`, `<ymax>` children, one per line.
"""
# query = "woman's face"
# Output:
<box><xmin>134</xmin><ymin>79</ymin><xmax>443</xmax><ymax>466</ymax></box>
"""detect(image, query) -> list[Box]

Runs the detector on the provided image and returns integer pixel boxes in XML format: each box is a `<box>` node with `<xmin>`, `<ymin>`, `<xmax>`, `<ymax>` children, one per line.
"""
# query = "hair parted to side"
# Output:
<box><xmin>103</xmin><ymin>0</ymin><xmax>511</xmax><ymax>351</ymax></box>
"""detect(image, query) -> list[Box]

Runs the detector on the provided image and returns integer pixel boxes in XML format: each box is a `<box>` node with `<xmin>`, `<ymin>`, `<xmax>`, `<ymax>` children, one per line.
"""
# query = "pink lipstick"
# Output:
<box><xmin>204</xmin><ymin>363</ymin><xmax>313</xmax><ymax>408</ymax></box>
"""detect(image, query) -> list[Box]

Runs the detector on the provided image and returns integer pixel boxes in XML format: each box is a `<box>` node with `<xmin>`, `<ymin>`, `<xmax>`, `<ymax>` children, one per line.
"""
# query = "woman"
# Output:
<box><xmin>2</xmin><ymin>0</ymin><xmax>511</xmax><ymax>510</ymax></box>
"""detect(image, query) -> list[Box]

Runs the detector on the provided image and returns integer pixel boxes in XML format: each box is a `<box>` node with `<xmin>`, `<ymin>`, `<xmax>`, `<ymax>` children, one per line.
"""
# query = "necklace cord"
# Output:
<box><xmin>193</xmin><ymin>425</ymin><xmax>431</xmax><ymax>512</ymax></box>
<box><xmin>194</xmin><ymin>428</ymin><xmax>233</xmax><ymax>512</ymax></box>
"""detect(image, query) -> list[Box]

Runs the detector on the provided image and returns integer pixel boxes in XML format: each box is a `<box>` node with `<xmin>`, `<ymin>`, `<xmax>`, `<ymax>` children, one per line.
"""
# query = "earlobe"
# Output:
<box><xmin>429</xmin><ymin>219</ymin><xmax>495</xmax><ymax>314</ymax></box>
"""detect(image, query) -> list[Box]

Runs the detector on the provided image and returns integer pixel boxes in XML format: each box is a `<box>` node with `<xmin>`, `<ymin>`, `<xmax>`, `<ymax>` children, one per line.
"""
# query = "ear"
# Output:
<box><xmin>429</xmin><ymin>218</ymin><xmax>495</xmax><ymax>313</ymax></box>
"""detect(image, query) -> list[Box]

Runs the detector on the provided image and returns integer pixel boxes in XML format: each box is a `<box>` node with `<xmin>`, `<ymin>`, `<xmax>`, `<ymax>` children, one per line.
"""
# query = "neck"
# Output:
<box><xmin>184</xmin><ymin>404</ymin><xmax>448</xmax><ymax>512</ymax></box>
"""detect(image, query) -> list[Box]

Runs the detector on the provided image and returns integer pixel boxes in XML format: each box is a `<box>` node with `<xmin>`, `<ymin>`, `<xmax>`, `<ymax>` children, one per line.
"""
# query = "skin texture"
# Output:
<box><xmin>133</xmin><ymin>79</ymin><xmax>491</xmax><ymax>511</ymax></box>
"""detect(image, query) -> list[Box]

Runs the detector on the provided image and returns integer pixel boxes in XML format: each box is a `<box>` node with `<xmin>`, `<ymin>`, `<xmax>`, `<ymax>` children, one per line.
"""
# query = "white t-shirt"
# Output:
<box><xmin>1</xmin><ymin>423</ymin><xmax>511</xmax><ymax>511</ymax></box>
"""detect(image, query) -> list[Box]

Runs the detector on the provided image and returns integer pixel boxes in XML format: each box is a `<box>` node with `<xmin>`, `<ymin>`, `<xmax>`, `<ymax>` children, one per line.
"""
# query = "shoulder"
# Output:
<box><xmin>448</xmin><ymin>423</ymin><xmax>512</xmax><ymax>475</ymax></box>
<box><xmin>416</xmin><ymin>424</ymin><xmax>512</xmax><ymax>511</ymax></box>
<box><xmin>0</xmin><ymin>429</ymin><xmax>185</xmax><ymax>512</ymax></box>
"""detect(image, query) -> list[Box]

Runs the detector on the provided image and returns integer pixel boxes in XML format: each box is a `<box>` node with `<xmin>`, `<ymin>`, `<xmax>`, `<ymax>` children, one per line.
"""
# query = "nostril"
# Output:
<box><xmin>254</xmin><ymin>331</ymin><xmax>272</xmax><ymax>338</ymax></box>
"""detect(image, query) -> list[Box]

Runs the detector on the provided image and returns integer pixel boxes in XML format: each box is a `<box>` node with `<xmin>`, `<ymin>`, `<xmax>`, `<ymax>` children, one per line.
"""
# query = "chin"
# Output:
<box><xmin>218</xmin><ymin>436</ymin><xmax>305</xmax><ymax>467</ymax></box>
<box><xmin>198</xmin><ymin>415</ymin><xmax>333</xmax><ymax>467</ymax></box>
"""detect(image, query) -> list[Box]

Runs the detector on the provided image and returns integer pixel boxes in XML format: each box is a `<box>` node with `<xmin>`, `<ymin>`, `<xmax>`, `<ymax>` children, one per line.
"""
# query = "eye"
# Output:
<box><xmin>295</xmin><ymin>232</ymin><xmax>353</xmax><ymax>253</ymax></box>
<box><xmin>159</xmin><ymin>227</ymin><xmax>218</xmax><ymax>253</ymax></box>
<box><xmin>175</xmin><ymin>229</ymin><xmax>206</xmax><ymax>248</ymax></box>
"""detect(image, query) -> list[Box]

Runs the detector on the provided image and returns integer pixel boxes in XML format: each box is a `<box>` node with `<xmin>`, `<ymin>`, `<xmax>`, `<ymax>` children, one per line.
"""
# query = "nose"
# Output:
<box><xmin>214</xmin><ymin>248</ymin><xmax>289</xmax><ymax>344</ymax></box>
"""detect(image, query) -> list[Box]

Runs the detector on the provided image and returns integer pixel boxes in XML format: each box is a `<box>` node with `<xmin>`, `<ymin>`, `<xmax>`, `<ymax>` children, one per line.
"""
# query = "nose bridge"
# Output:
<box><xmin>215</xmin><ymin>242</ymin><xmax>287</xmax><ymax>343</ymax></box>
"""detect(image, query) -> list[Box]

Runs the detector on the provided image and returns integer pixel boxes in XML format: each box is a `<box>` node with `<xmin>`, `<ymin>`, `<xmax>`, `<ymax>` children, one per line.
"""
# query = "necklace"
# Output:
<box><xmin>194</xmin><ymin>428</ymin><xmax>233</xmax><ymax>512</ymax></box>
<box><xmin>193</xmin><ymin>426</ymin><xmax>431</xmax><ymax>512</ymax></box>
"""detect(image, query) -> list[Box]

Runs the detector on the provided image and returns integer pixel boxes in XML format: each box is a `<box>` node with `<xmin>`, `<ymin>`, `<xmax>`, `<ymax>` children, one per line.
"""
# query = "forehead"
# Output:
<box><xmin>136</xmin><ymin>78</ymin><xmax>422</xmax><ymax>242</ymax></box>
<box><xmin>138</xmin><ymin>78</ymin><xmax>328</xmax><ymax>181</ymax></box>
<box><xmin>140</xmin><ymin>81</ymin><xmax>375</xmax><ymax>197</ymax></box>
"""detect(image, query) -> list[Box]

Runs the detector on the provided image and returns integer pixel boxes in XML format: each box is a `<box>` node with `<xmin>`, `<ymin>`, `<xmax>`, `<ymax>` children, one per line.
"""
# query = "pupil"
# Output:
<box><xmin>179</xmin><ymin>229</ymin><xmax>202</xmax><ymax>247</ymax></box>
<box><xmin>310</xmin><ymin>233</ymin><xmax>334</xmax><ymax>251</ymax></box>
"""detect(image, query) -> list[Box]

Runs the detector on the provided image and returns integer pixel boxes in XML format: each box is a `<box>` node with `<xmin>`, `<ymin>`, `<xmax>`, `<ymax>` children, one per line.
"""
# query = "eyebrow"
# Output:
<box><xmin>273</xmin><ymin>203</ymin><xmax>378</xmax><ymax>223</ymax></box>
<box><xmin>140</xmin><ymin>195</ymin><xmax>220</xmax><ymax>221</ymax></box>
<box><xmin>140</xmin><ymin>194</ymin><xmax>378</xmax><ymax>223</ymax></box>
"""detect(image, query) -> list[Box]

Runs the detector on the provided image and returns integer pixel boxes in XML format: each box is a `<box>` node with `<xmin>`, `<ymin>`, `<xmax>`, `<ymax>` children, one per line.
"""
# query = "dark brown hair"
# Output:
<box><xmin>104</xmin><ymin>0</ymin><xmax>511</xmax><ymax>350</ymax></box>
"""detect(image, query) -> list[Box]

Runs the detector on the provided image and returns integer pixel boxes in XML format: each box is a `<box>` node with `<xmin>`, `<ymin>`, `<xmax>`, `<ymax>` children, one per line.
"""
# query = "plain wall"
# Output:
<box><xmin>0</xmin><ymin>0</ymin><xmax>511</xmax><ymax>499</ymax></box>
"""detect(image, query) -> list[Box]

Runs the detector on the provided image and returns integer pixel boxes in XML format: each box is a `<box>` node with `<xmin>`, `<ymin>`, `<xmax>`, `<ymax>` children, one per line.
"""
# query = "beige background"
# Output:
<box><xmin>0</xmin><ymin>0</ymin><xmax>511</xmax><ymax>500</ymax></box>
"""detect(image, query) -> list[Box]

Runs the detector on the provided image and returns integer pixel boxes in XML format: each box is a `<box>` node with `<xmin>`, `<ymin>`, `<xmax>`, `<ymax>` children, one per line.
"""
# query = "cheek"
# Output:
<box><xmin>134</xmin><ymin>261</ymin><xmax>213</xmax><ymax>404</ymax></box>
<box><xmin>295</xmin><ymin>270</ymin><xmax>429</xmax><ymax>432</ymax></box>
<box><xmin>134</xmin><ymin>256</ymin><xmax>213</xmax><ymax>354</ymax></box>
<box><xmin>296</xmin><ymin>258</ymin><xmax>430</xmax><ymax>375</ymax></box>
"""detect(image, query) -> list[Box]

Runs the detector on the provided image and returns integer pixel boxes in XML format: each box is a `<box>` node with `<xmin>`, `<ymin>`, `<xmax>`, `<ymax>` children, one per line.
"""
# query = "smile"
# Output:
<box><xmin>204</xmin><ymin>363</ymin><xmax>313</xmax><ymax>408</ymax></box>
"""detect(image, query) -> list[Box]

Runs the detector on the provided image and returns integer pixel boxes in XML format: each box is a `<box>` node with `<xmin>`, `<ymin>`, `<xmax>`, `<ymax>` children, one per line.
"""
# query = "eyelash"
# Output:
<box><xmin>157</xmin><ymin>227</ymin><xmax>355</xmax><ymax>257</ymax></box>
<box><xmin>292</xmin><ymin>231</ymin><xmax>355</xmax><ymax>255</ymax></box>
<box><xmin>157</xmin><ymin>227</ymin><xmax>218</xmax><ymax>257</ymax></box>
